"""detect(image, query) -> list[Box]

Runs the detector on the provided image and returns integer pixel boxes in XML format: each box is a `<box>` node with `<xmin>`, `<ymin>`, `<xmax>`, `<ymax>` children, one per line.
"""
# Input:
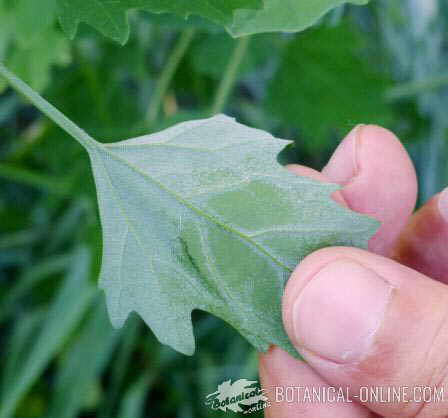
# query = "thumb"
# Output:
<box><xmin>283</xmin><ymin>247</ymin><xmax>448</xmax><ymax>417</ymax></box>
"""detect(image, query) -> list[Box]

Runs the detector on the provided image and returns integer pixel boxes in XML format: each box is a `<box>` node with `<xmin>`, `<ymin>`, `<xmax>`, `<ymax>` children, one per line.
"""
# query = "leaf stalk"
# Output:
<box><xmin>0</xmin><ymin>63</ymin><xmax>99</xmax><ymax>153</ymax></box>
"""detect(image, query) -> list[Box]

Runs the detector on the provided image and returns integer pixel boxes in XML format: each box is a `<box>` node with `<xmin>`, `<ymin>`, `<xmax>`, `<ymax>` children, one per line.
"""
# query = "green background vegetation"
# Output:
<box><xmin>1</xmin><ymin>1</ymin><xmax>448</xmax><ymax>417</ymax></box>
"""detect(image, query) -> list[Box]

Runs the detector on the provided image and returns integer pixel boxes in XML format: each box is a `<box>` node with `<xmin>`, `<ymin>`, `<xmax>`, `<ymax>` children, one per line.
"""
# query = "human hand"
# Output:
<box><xmin>259</xmin><ymin>125</ymin><xmax>448</xmax><ymax>417</ymax></box>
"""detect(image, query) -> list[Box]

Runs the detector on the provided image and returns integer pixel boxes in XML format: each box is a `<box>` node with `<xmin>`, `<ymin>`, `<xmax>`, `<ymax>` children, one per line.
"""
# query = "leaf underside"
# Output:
<box><xmin>88</xmin><ymin>115</ymin><xmax>379</xmax><ymax>356</ymax></box>
<box><xmin>56</xmin><ymin>0</ymin><xmax>369</xmax><ymax>44</ymax></box>
<box><xmin>0</xmin><ymin>61</ymin><xmax>380</xmax><ymax>355</ymax></box>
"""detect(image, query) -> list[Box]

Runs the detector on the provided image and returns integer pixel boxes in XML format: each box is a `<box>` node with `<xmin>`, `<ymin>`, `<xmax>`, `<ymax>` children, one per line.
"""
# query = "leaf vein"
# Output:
<box><xmin>102</xmin><ymin>147</ymin><xmax>293</xmax><ymax>273</ymax></box>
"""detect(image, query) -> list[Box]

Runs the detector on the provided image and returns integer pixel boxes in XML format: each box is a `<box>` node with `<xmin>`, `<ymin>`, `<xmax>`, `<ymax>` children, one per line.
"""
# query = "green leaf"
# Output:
<box><xmin>0</xmin><ymin>254</ymin><xmax>70</xmax><ymax>322</ymax></box>
<box><xmin>0</xmin><ymin>0</ymin><xmax>70</xmax><ymax>93</ymax></box>
<box><xmin>48</xmin><ymin>297</ymin><xmax>120</xmax><ymax>418</ymax></box>
<box><xmin>57</xmin><ymin>0</ymin><xmax>262</xmax><ymax>44</ymax></box>
<box><xmin>0</xmin><ymin>311</ymin><xmax>44</xmax><ymax>402</ymax></box>
<box><xmin>92</xmin><ymin>116</ymin><xmax>379</xmax><ymax>357</ymax></box>
<box><xmin>14</xmin><ymin>0</ymin><xmax>57</xmax><ymax>46</ymax></box>
<box><xmin>7</xmin><ymin>27</ymin><xmax>71</xmax><ymax>93</ymax></box>
<box><xmin>267</xmin><ymin>23</ymin><xmax>393</xmax><ymax>151</ymax></box>
<box><xmin>228</xmin><ymin>0</ymin><xmax>369</xmax><ymax>36</ymax></box>
<box><xmin>118</xmin><ymin>374</ymin><xmax>152</xmax><ymax>418</ymax></box>
<box><xmin>98</xmin><ymin>316</ymin><xmax>141</xmax><ymax>418</ymax></box>
<box><xmin>0</xmin><ymin>65</ymin><xmax>379</xmax><ymax>357</ymax></box>
<box><xmin>55</xmin><ymin>0</ymin><xmax>369</xmax><ymax>43</ymax></box>
<box><xmin>0</xmin><ymin>247</ymin><xmax>95</xmax><ymax>418</ymax></box>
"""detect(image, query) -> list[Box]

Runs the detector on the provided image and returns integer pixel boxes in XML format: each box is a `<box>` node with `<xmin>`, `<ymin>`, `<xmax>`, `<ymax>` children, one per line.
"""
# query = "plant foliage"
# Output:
<box><xmin>1</xmin><ymin>1</ymin><xmax>440</xmax><ymax>417</ymax></box>
<box><xmin>0</xmin><ymin>66</ymin><xmax>378</xmax><ymax>356</ymax></box>
<box><xmin>59</xmin><ymin>0</ymin><xmax>368</xmax><ymax>43</ymax></box>
<box><xmin>267</xmin><ymin>23</ymin><xmax>393</xmax><ymax>151</ymax></box>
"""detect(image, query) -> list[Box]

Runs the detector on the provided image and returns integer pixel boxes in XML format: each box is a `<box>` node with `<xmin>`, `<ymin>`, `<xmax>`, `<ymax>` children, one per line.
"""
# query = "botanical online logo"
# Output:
<box><xmin>205</xmin><ymin>379</ymin><xmax>269</xmax><ymax>414</ymax></box>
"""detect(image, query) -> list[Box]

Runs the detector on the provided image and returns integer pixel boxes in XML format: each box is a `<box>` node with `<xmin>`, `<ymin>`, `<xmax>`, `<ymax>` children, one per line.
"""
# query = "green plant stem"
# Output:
<box><xmin>146</xmin><ymin>28</ymin><xmax>196</xmax><ymax>126</ymax></box>
<box><xmin>0</xmin><ymin>63</ymin><xmax>99</xmax><ymax>152</ymax></box>
<box><xmin>386</xmin><ymin>73</ymin><xmax>448</xmax><ymax>101</ymax></box>
<box><xmin>210</xmin><ymin>36</ymin><xmax>251</xmax><ymax>116</ymax></box>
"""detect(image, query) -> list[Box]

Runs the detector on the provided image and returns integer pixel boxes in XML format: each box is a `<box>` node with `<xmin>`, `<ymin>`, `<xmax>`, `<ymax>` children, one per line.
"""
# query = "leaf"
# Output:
<box><xmin>0</xmin><ymin>66</ymin><xmax>379</xmax><ymax>357</ymax></box>
<box><xmin>0</xmin><ymin>311</ymin><xmax>44</xmax><ymax>402</ymax></box>
<box><xmin>55</xmin><ymin>0</ymin><xmax>369</xmax><ymax>43</ymax></box>
<box><xmin>92</xmin><ymin>117</ymin><xmax>380</xmax><ymax>357</ymax></box>
<box><xmin>14</xmin><ymin>0</ymin><xmax>57</xmax><ymax>46</ymax></box>
<box><xmin>266</xmin><ymin>23</ymin><xmax>393</xmax><ymax>152</ymax></box>
<box><xmin>0</xmin><ymin>247</ymin><xmax>95</xmax><ymax>418</ymax></box>
<box><xmin>0</xmin><ymin>0</ymin><xmax>70</xmax><ymax>93</ymax></box>
<box><xmin>0</xmin><ymin>253</ymin><xmax>70</xmax><ymax>322</ymax></box>
<box><xmin>228</xmin><ymin>0</ymin><xmax>369</xmax><ymax>37</ymax></box>
<box><xmin>47</xmin><ymin>297</ymin><xmax>120</xmax><ymax>418</ymax></box>
<box><xmin>7</xmin><ymin>27</ymin><xmax>71</xmax><ymax>93</ymax></box>
<box><xmin>98</xmin><ymin>316</ymin><xmax>141</xmax><ymax>418</ymax></box>
<box><xmin>118</xmin><ymin>373</ymin><xmax>152</xmax><ymax>418</ymax></box>
<box><xmin>57</xmin><ymin>0</ymin><xmax>262</xmax><ymax>44</ymax></box>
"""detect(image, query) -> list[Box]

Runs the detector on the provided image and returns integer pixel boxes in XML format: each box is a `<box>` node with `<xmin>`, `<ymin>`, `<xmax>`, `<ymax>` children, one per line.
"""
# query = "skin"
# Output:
<box><xmin>259</xmin><ymin>124</ymin><xmax>448</xmax><ymax>417</ymax></box>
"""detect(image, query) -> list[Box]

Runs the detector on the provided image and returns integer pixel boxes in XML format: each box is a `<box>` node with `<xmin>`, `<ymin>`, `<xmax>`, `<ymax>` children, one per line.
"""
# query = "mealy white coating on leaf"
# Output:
<box><xmin>88</xmin><ymin>115</ymin><xmax>379</xmax><ymax>356</ymax></box>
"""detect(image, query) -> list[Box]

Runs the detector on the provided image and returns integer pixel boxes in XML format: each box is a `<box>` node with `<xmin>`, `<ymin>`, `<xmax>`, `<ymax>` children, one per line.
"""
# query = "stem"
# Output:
<box><xmin>210</xmin><ymin>36</ymin><xmax>250</xmax><ymax>116</ymax></box>
<box><xmin>386</xmin><ymin>73</ymin><xmax>448</xmax><ymax>101</ymax></box>
<box><xmin>0</xmin><ymin>63</ymin><xmax>99</xmax><ymax>152</ymax></box>
<box><xmin>146</xmin><ymin>28</ymin><xmax>195</xmax><ymax>126</ymax></box>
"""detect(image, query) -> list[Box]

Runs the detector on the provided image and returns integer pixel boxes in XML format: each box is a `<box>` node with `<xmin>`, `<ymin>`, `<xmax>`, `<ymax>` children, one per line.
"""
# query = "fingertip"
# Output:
<box><xmin>322</xmin><ymin>124</ymin><xmax>363</xmax><ymax>184</ymax></box>
<box><xmin>282</xmin><ymin>246</ymin><xmax>368</xmax><ymax>348</ymax></box>
<box><xmin>323</xmin><ymin>124</ymin><xmax>417</xmax><ymax>193</ymax></box>
<box><xmin>323</xmin><ymin>124</ymin><xmax>417</xmax><ymax>256</ymax></box>
<box><xmin>282</xmin><ymin>245</ymin><xmax>411</xmax><ymax>353</ymax></box>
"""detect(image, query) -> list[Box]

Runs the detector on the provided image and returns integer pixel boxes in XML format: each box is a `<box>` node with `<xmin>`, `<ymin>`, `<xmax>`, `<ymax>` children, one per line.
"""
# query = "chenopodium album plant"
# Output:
<box><xmin>0</xmin><ymin>64</ymin><xmax>379</xmax><ymax>358</ymax></box>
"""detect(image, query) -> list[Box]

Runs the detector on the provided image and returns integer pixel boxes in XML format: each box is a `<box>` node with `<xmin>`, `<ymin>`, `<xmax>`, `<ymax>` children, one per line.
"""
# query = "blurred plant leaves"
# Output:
<box><xmin>47</xmin><ymin>297</ymin><xmax>120</xmax><ymax>418</ymax></box>
<box><xmin>0</xmin><ymin>0</ymin><xmax>70</xmax><ymax>93</ymax></box>
<box><xmin>118</xmin><ymin>373</ymin><xmax>152</xmax><ymax>418</ymax></box>
<box><xmin>0</xmin><ymin>247</ymin><xmax>95</xmax><ymax>418</ymax></box>
<box><xmin>0</xmin><ymin>2</ymin><xmax>446</xmax><ymax>417</ymax></box>
<box><xmin>0</xmin><ymin>60</ymin><xmax>380</xmax><ymax>357</ymax></box>
<box><xmin>14</xmin><ymin>0</ymin><xmax>58</xmax><ymax>44</ymax></box>
<box><xmin>267</xmin><ymin>24</ymin><xmax>393</xmax><ymax>151</ymax></box>
<box><xmin>228</xmin><ymin>0</ymin><xmax>368</xmax><ymax>36</ymax></box>
<box><xmin>191</xmin><ymin>32</ymin><xmax>276</xmax><ymax>79</ymax></box>
<box><xmin>53</xmin><ymin>0</ymin><xmax>368</xmax><ymax>43</ymax></box>
<box><xmin>0</xmin><ymin>254</ymin><xmax>71</xmax><ymax>322</ymax></box>
<box><xmin>4</xmin><ymin>28</ymin><xmax>71</xmax><ymax>93</ymax></box>
<box><xmin>57</xmin><ymin>0</ymin><xmax>262</xmax><ymax>44</ymax></box>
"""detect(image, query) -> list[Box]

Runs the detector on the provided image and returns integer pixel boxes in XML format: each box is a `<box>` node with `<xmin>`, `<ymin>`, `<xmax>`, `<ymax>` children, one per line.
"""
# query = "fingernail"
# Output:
<box><xmin>321</xmin><ymin>124</ymin><xmax>364</xmax><ymax>185</ymax></box>
<box><xmin>292</xmin><ymin>259</ymin><xmax>392</xmax><ymax>363</ymax></box>
<box><xmin>438</xmin><ymin>187</ymin><xmax>448</xmax><ymax>222</ymax></box>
